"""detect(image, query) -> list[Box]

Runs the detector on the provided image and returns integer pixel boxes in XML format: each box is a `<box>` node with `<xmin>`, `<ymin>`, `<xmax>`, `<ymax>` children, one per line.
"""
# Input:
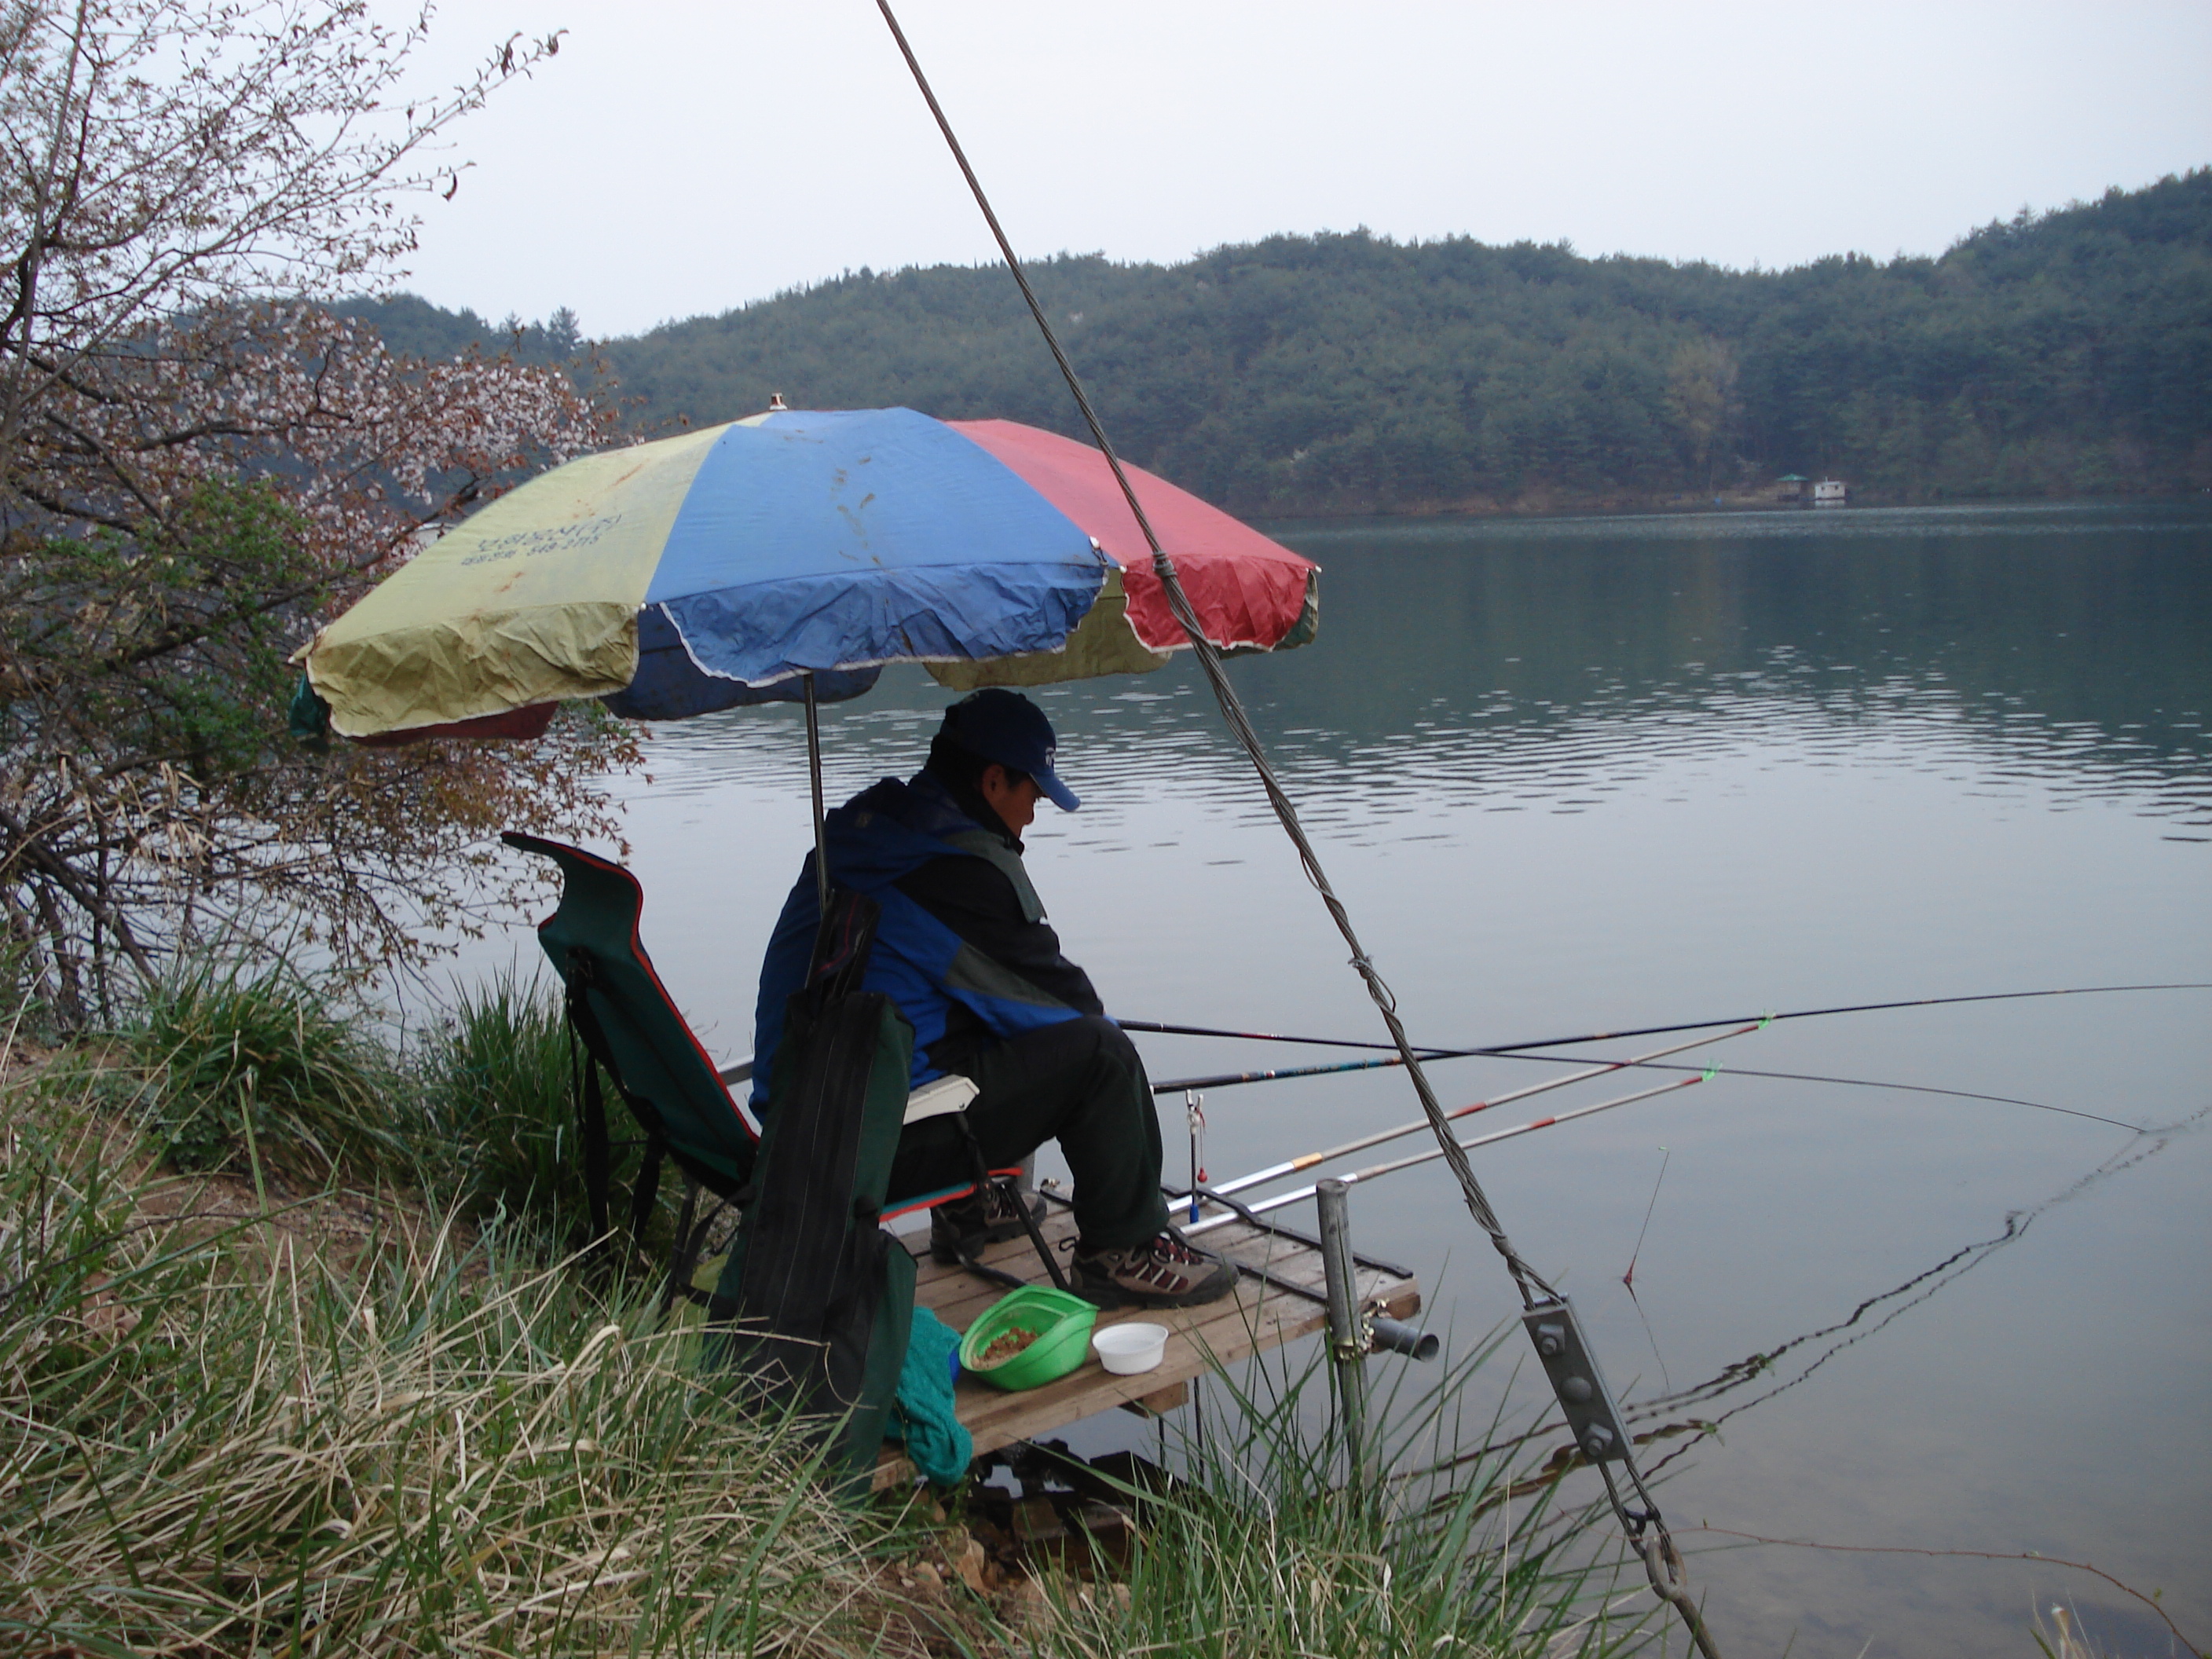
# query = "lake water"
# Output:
<box><xmin>461</xmin><ymin>500</ymin><xmax>2210</xmax><ymax>1656</ymax></box>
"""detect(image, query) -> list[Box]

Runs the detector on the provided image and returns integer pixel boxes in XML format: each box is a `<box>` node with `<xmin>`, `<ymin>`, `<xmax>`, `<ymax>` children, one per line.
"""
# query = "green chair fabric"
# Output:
<box><xmin>502</xmin><ymin>831</ymin><xmax>1064</xmax><ymax>1298</ymax></box>
<box><xmin>502</xmin><ymin>831</ymin><xmax>756</xmax><ymax>1207</ymax></box>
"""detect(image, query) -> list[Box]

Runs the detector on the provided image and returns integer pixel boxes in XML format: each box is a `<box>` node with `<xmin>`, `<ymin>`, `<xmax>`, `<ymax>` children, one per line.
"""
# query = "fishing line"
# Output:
<box><xmin>1619</xmin><ymin>1109</ymin><xmax>2207</xmax><ymax>1469</ymax></box>
<box><xmin>1152</xmin><ymin>1046</ymin><xmax>2147</xmax><ymax>1129</ymax></box>
<box><xmin>1623</xmin><ymin>1149</ymin><xmax>1675</xmax><ymax>1393</ymax></box>
<box><xmin>1144</xmin><ymin>987</ymin><xmax>2185</xmax><ymax>1128</ymax></box>
<box><xmin>1151</xmin><ymin>1049</ymin><xmax>2144</xmax><ymax>1132</ymax></box>
<box><xmin>1623</xmin><ymin>1147</ymin><xmax>1672</xmax><ymax>1291</ymax></box>
<box><xmin>1155</xmin><ymin>1034</ymin><xmax>2141</xmax><ymax>1129</ymax></box>
<box><xmin>1490</xmin><ymin>1052</ymin><xmax>2143</xmax><ymax>1133</ymax></box>
<box><xmin>1626</xmin><ymin>1280</ymin><xmax>1674</xmax><ymax>1397</ymax></box>
<box><xmin>1122</xmin><ymin>981</ymin><xmax>2212</xmax><ymax>1064</ymax></box>
<box><xmin>1427</xmin><ymin>1105</ymin><xmax>2210</xmax><ymax>1591</ymax></box>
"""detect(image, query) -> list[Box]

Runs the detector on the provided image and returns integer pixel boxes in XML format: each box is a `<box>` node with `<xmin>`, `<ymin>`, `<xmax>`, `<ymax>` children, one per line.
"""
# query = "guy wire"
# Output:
<box><xmin>871</xmin><ymin>0</ymin><xmax>1544</xmax><ymax>1305</ymax></box>
<box><xmin>873</xmin><ymin>6</ymin><xmax>1719</xmax><ymax>1650</ymax></box>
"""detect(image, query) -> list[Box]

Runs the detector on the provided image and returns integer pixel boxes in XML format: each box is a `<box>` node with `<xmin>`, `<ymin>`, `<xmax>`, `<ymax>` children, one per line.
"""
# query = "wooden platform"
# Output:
<box><xmin>876</xmin><ymin>1196</ymin><xmax>1422</xmax><ymax>1489</ymax></box>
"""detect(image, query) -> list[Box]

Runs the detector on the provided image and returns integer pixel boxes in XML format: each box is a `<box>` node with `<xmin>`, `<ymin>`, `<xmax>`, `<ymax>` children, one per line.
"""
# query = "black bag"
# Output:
<box><xmin>705</xmin><ymin>888</ymin><xmax>917</xmax><ymax>1489</ymax></box>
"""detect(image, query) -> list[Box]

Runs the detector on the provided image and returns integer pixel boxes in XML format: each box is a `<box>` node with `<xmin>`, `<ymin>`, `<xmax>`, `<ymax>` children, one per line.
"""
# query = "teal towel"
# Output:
<box><xmin>887</xmin><ymin>1306</ymin><xmax>972</xmax><ymax>1485</ymax></box>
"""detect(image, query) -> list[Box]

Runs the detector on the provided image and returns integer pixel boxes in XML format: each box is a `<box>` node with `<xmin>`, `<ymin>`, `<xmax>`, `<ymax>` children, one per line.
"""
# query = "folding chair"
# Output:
<box><xmin>499</xmin><ymin>833</ymin><xmax>1067</xmax><ymax>1310</ymax></box>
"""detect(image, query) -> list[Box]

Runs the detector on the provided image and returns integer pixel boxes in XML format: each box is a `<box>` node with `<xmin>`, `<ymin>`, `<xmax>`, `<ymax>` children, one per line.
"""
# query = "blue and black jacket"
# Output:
<box><xmin>750</xmin><ymin>771</ymin><xmax>1101</xmax><ymax>1104</ymax></box>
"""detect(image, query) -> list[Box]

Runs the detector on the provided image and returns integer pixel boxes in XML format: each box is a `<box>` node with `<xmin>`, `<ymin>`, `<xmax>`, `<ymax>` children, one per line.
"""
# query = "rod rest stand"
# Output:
<box><xmin>1368</xmin><ymin>1315</ymin><xmax>1439</xmax><ymax>1361</ymax></box>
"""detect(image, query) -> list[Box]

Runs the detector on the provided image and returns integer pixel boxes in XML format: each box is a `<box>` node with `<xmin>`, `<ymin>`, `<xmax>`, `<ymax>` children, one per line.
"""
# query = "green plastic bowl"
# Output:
<box><xmin>958</xmin><ymin>1286</ymin><xmax>1097</xmax><ymax>1391</ymax></box>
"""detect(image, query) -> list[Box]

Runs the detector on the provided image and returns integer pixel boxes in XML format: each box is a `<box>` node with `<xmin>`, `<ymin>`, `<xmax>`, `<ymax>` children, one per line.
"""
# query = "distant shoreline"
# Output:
<box><xmin>345</xmin><ymin>171</ymin><xmax>2212</xmax><ymax>529</ymax></box>
<box><xmin>1251</xmin><ymin>485</ymin><xmax>2210</xmax><ymax>529</ymax></box>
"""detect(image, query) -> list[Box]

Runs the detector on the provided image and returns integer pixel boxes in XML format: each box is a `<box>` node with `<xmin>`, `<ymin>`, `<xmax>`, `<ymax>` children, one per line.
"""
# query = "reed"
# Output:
<box><xmin>1010</xmin><ymin>1324</ymin><xmax>1650</xmax><ymax>1658</ymax></box>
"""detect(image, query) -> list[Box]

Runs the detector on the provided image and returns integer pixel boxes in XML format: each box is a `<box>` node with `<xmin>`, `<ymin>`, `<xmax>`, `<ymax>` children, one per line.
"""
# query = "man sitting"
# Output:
<box><xmin>750</xmin><ymin>688</ymin><xmax>1235</xmax><ymax>1309</ymax></box>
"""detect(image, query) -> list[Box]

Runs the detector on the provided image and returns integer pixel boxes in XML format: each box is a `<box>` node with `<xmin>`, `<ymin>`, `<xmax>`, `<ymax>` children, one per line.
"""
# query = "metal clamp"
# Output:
<box><xmin>1522</xmin><ymin>1296</ymin><xmax>1631</xmax><ymax>1463</ymax></box>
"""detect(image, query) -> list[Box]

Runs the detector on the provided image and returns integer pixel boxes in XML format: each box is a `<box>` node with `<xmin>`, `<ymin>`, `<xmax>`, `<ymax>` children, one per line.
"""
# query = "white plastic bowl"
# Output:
<box><xmin>1092</xmin><ymin>1321</ymin><xmax>1169</xmax><ymax>1375</ymax></box>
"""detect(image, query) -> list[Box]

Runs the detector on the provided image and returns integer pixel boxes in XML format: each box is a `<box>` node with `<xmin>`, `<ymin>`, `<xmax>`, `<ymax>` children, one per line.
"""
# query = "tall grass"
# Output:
<box><xmin>87</xmin><ymin>957</ymin><xmax>661</xmax><ymax>1252</ymax></box>
<box><xmin>0</xmin><ymin>1069</ymin><xmax>923</xmax><ymax>1657</ymax></box>
<box><xmin>1018</xmin><ymin>1331</ymin><xmax>1650</xmax><ymax>1659</ymax></box>
<box><xmin>6</xmin><ymin>960</ymin><xmax>1646</xmax><ymax>1658</ymax></box>
<box><xmin>425</xmin><ymin>969</ymin><xmax>668</xmax><ymax>1253</ymax></box>
<box><xmin>99</xmin><ymin>954</ymin><xmax>412</xmax><ymax>1184</ymax></box>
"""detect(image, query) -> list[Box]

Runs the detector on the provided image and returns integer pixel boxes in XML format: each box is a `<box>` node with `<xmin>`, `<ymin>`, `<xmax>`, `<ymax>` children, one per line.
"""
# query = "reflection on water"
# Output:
<box><xmin>639</xmin><ymin>500</ymin><xmax>2212</xmax><ymax>837</ymax></box>
<box><xmin>1627</xmin><ymin>1102</ymin><xmax>2208</xmax><ymax>1458</ymax></box>
<box><xmin>1252</xmin><ymin>500</ymin><xmax>2211</xmax><ymax>830</ymax></box>
<box><xmin>482</xmin><ymin>503</ymin><xmax>2210</xmax><ymax>1657</ymax></box>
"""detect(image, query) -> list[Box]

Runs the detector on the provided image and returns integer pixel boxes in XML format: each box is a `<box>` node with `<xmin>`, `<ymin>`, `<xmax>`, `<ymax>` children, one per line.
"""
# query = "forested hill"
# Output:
<box><xmin>351</xmin><ymin>170</ymin><xmax>2211</xmax><ymax>515</ymax></box>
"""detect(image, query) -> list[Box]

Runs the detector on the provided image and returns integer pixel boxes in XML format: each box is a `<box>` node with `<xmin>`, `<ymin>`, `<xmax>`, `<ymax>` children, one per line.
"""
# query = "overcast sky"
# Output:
<box><xmin>392</xmin><ymin>1</ymin><xmax>2212</xmax><ymax>340</ymax></box>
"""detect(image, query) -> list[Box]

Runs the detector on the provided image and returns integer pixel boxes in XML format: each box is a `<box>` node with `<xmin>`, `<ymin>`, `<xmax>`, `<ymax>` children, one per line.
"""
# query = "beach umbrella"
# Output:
<box><xmin>298</xmin><ymin>405</ymin><xmax>1317</xmax><ymax>744</ymax></box>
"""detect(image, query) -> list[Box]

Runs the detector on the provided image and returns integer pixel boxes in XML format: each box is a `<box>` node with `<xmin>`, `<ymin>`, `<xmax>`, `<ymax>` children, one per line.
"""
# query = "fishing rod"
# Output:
<box><xmin>1191</xmin><ymin>1022</ymin><xmax>1760</xmax><ymax>1210</ymax></box>
<box><xmin>1120</xmin><ymin>980</ymin><xmax>2212</xmax><ymax>1067</ymax></box>
<box><xmin>1185</xmin><ymin>1070</ymin><xmax>1713</xmax><ymax>1237</ymax></box>
<box><xmin>881</xmin><ymin>7</ymin><xmax>1722</xmax><ymax>1648</ymax></box>
<box><xmin>1153</xmin><ymin>1048</ymin><xmax>1448</xmax><ymax>1093</ymax></box>
<box><xmin>1157</xmin><ymin>1042</ymin><xmax>2142</xmax><ymax>1133</ymax></box>
<box><xmin>1478</xmin><ymin>1051</ymin><xmax>2144</xmax><ymax>1133</ymax></box>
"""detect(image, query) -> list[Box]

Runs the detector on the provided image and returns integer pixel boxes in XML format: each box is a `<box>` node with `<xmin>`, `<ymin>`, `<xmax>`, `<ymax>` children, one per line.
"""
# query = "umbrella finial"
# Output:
<box><xmin>767</xmin><ymin>392</ymin><xmax>789</xmax><ymax>412</ymax></box>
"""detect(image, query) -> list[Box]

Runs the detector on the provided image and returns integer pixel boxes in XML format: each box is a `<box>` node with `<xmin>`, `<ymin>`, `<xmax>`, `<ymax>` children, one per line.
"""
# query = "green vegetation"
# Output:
<box><xmin>2</xmin><ymin>963</ymin><xmax>1640</xmax><ymax>1657</ymax></box>
<box><xmin>425</xmin><ymin>969</ymin><xmax>664</xmax><ymax>1252</ymax></box>
<box><xmin>82</xmin><ymin>958</ymin><xmax>665</xmax><ymax>1250</ymax></box>
<box><xmin>335</xmin><ymin>292</ymin><xmax>588</xmax><ymax>371</ymax></box>
<box><xmin>361</xmin><ymin>170</ymin><xmax>2212</xmax><ymax>515</ymax></box>
<box><xmin>2</xmin><ymin>1</ymin><xmax>622</xmax><ymax>1029</ymax></box>
<box><xmin>1091</xmin><ymin>1339</ymin><xmax>1639</xmax><ymax>1658</ymax></box>
<box><xmin>0</xmin><ymin>1071</ymin><xmax>900</xmax><ymax>1654</ymax></box>
<box><xmin>104</xmin><ymin>952</ymin><xmax>408</xmax><ymax>1182</ymax></box>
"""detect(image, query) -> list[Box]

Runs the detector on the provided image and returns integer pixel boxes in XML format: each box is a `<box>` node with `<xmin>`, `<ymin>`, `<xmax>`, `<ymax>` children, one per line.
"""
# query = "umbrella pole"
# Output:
<box><xmin>803</xmin><ymin>672</ymin><xmax>829</xmax><ymax>914</ymax></box>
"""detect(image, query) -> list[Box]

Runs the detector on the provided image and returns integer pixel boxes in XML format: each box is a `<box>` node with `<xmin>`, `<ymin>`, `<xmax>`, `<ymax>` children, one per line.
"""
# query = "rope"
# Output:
<box><xmin>870</xmin><ymin>5</ymin><xmax>1710</xmax><ymax>1646</ymax></box>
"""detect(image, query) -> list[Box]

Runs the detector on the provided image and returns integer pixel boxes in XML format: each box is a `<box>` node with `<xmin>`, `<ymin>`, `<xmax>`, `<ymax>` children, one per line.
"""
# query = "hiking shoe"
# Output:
<box><xmin>930</xmin><ymin>1182</ymin><xmax>1047</xmax><ymax>1263</ymax></box>
<box><xmin>1071</xmin><ymin>1229</ymin><xmax>1238</xmax><ymax>1309</ymax></box>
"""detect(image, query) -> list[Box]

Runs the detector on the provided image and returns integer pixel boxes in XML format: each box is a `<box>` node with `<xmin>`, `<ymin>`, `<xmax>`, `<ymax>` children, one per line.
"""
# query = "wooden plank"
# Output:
<box><xmin>878</xmin><ymin>1199</ymin><xmax>1421</xmax><ymax>1486</ymax></box>
<box><xmin>1121</xmin><ymin>1380</ymin><xmax>1188</xmax><ymax>1416</ymax></box>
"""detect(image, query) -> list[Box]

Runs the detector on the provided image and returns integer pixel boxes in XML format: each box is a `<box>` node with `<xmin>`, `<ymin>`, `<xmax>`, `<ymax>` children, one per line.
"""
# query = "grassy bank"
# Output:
<box><xmin>0</xmin><ymin>967</ymin><xmax>1639</xmax><ymax>1656</ymax></box>
<box><xmin>0</xmin><ymin>1077</ymin><xmax>918</xmax><ymax>1653</ymax></box>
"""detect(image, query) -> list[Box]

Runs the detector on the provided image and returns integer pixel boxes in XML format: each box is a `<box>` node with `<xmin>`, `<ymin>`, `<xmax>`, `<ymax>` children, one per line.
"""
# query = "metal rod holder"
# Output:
<box><xmin>803</xmin><ymin>672</ymin><xmax>829</xmax><ymax>914</ymax></box>
<box><xmin>1368</xmin><ymin>1316</ymin><xmax>1439</xmax><ymax>1361</ymax></box>
<box><xmin>1316</xmin><ymin>1178</ymin><xmax>1367</xmax><ymax>1483</ymax></box>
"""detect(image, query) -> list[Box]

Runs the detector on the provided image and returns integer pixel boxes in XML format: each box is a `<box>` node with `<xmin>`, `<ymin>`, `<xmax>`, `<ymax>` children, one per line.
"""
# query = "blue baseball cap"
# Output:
<box><xmin>939</xmin><ymin>689</ymin><xmax>1080</xmax><ymax>811</ymax></box>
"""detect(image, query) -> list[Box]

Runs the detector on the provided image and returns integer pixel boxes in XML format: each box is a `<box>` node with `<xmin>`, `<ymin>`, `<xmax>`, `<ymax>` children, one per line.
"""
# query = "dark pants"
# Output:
<box><xmin>885</xmin><ymin>1014</ymin><xmax>1168</xmax><ymax>1252</ymax></box>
